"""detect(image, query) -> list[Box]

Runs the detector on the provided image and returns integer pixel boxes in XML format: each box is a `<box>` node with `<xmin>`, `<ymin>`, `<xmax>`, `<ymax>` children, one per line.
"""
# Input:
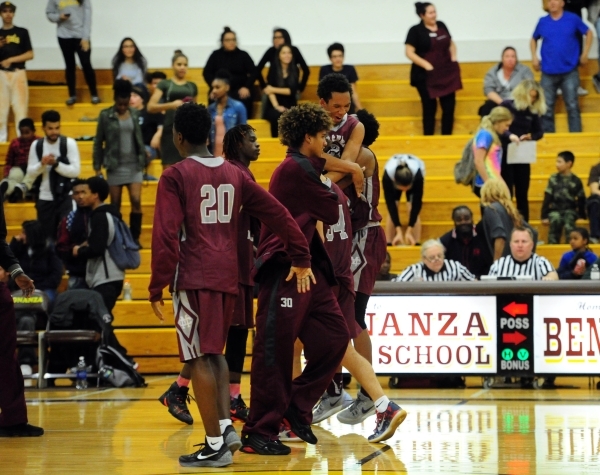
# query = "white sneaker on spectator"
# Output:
<box><xmin>21</xmin><ymin>364</ymin><xmax>33</xmax><ymax>387</ymax></box>
<box><xmin>578</xmin><ymin>86</ymin><xmax>589</xmax><ymax>96</ymax></box>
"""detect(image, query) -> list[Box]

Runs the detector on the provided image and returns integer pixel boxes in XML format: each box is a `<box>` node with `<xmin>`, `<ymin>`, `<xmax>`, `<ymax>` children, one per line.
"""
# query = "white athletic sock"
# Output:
<box><xmin>206</xmin><ymin>435</ymin><xmax>224</xmax><ymax>451</ymax></box>
<box><xmin>374</xmin><ymin>396</ymin><xmax>390</xmax><ymax>413</ymax></box>
<box><xmin>219</xmin><ymin>418</ymin><xmax>232</xmax><ymax>434</ymax></box>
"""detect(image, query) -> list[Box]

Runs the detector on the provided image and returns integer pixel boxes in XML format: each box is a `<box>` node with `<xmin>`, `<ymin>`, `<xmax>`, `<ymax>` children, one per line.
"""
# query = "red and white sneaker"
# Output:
<box><xmin>278</xmin><ymin>419</ymin><xmax>301</xmax><ymax>442</ymax></box>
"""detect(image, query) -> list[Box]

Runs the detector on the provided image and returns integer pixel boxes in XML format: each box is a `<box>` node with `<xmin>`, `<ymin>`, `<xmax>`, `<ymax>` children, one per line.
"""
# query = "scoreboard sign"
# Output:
<box><xmin>366</xmin><ymin>296</ymin><xmax>497</xmax><ymax>374</ymax></box>
<box><xmin>496</xmin><ymin>295</ymin><xmax>535</xmax><ymax>376</ymax></box>
<box><xmin>533</xmin><ymin>295</ymin><xmax>600</xmax><ymax>374</ymax></box>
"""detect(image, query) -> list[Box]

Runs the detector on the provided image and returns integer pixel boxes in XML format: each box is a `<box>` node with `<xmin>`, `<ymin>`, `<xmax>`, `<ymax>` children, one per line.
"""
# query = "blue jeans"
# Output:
<box><xmin>541</xmin><ymin>69</ymin><xmax>582</xmax><ymax>133</ymax></box>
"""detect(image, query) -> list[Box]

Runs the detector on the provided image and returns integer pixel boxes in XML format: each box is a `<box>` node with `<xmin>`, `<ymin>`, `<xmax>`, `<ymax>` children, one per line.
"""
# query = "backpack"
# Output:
<box><xmin>106</xmin><ymin>214</ymin><xmax>140</xmax><ymax>271</ymax></box>
<box><xmin>454</xmin><ymin>138</ymin><xmax>476</xmax><ymax>186</ymax></box>
<box><xmin>96</xmin><ymin>344</ymin><xmax>146</xmax><ymax>388</ymax></box>
<box><xmin>34</xmin><ymin>136</ymin><xmax>74</xmax><ymax>202</ymax></box>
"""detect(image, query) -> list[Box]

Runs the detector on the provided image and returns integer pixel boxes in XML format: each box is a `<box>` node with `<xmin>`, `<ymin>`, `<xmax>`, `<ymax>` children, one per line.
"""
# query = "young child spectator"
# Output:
<box><xmin>541</xmin><ymin>151</ymin><xmax>586</xmax><ymax>244</ymax></box>
<box><xmin>0</xmin><ymin>1</ymin><xmax>33</xmax><ymax>143</ymax></box>
<box><xmin>111</xmin><ymin>37</ymin><xmax>147</xmax><ymax>87</ymax></box>
<box><xmin>1</xmin><ymin>118</ymin><xmax>38</xmax><ymax>202</ymax></box>
<box><xmin>557</xmin><ymin>227</ymin><xmax>597</xmax><ymax>279</ymax></box>
<box><xmin>375</xmin><ymin>252</ymin><xmax>397</xmax><ymax>281</ymax></box>
<box><xmin>319</xmin><ymin>43</ymin><xmax>361</xmax><ymax>112</ymax></box>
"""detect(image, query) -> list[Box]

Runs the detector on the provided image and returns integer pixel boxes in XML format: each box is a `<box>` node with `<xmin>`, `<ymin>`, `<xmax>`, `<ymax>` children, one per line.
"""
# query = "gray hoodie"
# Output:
<box><xmin>46</xmin><ymin>0</ymin><xmax>92</xmax><ymax>41</ymax></box>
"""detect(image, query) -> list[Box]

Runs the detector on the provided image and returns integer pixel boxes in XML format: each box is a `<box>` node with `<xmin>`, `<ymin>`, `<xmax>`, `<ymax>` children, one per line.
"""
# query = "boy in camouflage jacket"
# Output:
<box><xmin>541</xmin><ymin>151</ymin><xmax>586</xmax><ymax>244</ymax></box>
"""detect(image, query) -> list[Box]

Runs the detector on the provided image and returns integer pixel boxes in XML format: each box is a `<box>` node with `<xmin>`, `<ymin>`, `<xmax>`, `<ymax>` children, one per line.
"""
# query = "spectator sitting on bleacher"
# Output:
<box><xmin>557</xmin><ymin>227</ymin><xmax>597</xmax><ymax>279</ymax></box>
<box><xmin>393</xmin><ymin>239</ymin><xmax>475</xmax><ymax>282</ymax></box>
<box><xmin>256</xmin><ymin>28</ymin><xmax>310</xmax><ymax>97</ymax></box>
<box><xmin>375</xmin><ymin>252</ymin><xmax>397</xmax><ymax>281</ymax></box>
<box><xmin>111</xmin><ymin>37</ymin><xmax>147</xmax><ymax>87</ymax></box>
<box><xmin>0</xmin><ymin>118</ymin><xmax>38</xmax><ymax>202</ymax></box>
<box><xmin>319</xmin><ymin>43</ymin><xmax>362</xmax><ymax>113</ymax></box>
<box><xmin>144</xmin><ymin>70</ymin><xmax>166</xmax><ymax>97</ymax></box>
<box><xmin>479</xmin><ymin>47</ymin><xmax>533</xmax><ymax>117</ymax></box>
<box><xmin>0</xmin><ymin>1</ymin><xmax>33</xmax><ymax>143</ymax></box>
<box><xmin>531</xmin><ymin>0</ymin><xmax>592</xmax><ymax>132</ymax></box>
<box><xmin>586</xmin><ymin>158</ymin><xmax>600</xmax><ymax>244</ymax></box>
<box><xmin>25</xmin><ymin>110</ymin><xmax>81</xmax><ymax>241</ymax></box>
<box><xmin>262</xmin><ymin>46</ymin><xmax>298</xmax><ymax>138</ymax></box>
<box><xmin>56</xmin><ymin>178</ymin><xmax>90</xmax><ymax>290</ymax></box>
<box><xmin>541</xmin><ymin>151</ymin><xmax>586</xmax><ymax>244</ymax></box>
<box><xmin>208</xmin><ymin>69</ymin><xmax>247</xmax><ymax>154</ymax></box>
<box><xmin>9</xmin><ymin>220</ymin><xmax>63</xmax><ymax>308</ymax></box>
<box><xmin>487</xmin><ymin>227</ymin><xmax>558</xmax><ymax>280</ymax></box>
<box><xmin>72</xmin><ymin>176</ymin><xmax>124</xmax><ymax>318</ymax></box>
<box><xmin>439</xmin><ymin>205</ymin><xmax>492</xmax><ymax>278</ymax></box>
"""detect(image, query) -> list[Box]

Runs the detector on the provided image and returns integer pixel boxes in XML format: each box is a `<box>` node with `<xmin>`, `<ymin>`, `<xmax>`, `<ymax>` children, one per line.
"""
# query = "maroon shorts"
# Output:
<box><xmin>351</xmin><ymin>225</ymin><xmax>387</xmax><ymax>295</ymax></box>
<box><xmin>172</xmin><ymin>289</ymin><xmax>235</xmax><ymax>361</ymax></box>
<box><xmin>231</xmin><ymin>283</ymin><xmax>255</xmax><ymax>329</ymax></box>
<box><xmin>333</xmin><ymin>285</ymin><xmax>360</xmax><ymax>340</ymax></box>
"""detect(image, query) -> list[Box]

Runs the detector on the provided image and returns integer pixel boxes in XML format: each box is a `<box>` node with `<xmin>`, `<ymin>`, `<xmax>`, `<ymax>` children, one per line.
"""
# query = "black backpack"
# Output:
<box><xmin>34</xmin><ymin>137</ymin><xmax>75</xmax><ymax>202</ymax></box>
<box><xmin>96</xmin><ymin>344</ymin><xmax>146</xmax><ymax>388</ymax></box>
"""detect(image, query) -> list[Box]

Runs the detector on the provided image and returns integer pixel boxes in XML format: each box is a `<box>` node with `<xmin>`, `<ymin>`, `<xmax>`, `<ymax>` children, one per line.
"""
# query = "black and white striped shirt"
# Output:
<box><xmin>488</xmin><ymin>254</ymin><xmax>555</xmax><ymax>280</ymax></box>
<box><xmin>393</xmin><ymin>259</ymin><xmax>476</xmax><ymax>282</ymax></box>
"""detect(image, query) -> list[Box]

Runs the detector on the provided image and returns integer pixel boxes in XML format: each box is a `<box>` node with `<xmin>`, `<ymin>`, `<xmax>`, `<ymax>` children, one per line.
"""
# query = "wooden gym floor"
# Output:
<box><xmin>2</xmin><ymin>375</ymin><xmax>600</xmax><ymax>475</ymax></box>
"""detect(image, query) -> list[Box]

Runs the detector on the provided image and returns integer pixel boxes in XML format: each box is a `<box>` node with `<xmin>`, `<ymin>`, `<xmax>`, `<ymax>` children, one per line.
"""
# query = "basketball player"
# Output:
<box><xmin>315</xmin><ymin>174</ymin><xmax>407</xmax><ymax>442</ymax></box>
<box><xmin>156</xmin><ymin>125</ymin><xmax>260</xmax><ymax>425</ymax></box>
<box><xmin>149</xmin><ymin>102</ymin><xmax>313</xmax><ymax>468</ymax></box>
<box><xmin>241</xmin><ymin>103</ymin><xmax>350</xmax><ymax>456</ymax></box>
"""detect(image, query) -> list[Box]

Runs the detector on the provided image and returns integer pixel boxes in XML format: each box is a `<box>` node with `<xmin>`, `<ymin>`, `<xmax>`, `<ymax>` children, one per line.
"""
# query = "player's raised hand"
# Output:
<box><xmin>286</xmin><ymin>266</ymin><xmax>316</xmax><ymax>293</ymax></box>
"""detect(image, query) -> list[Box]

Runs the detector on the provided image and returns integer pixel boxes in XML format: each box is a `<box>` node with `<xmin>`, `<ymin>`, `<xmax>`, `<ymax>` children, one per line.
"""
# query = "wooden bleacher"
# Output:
<box><xmin>4</xmin><ymin>61</ymin><xmax>600</xmax><ymax>375</ymax></box>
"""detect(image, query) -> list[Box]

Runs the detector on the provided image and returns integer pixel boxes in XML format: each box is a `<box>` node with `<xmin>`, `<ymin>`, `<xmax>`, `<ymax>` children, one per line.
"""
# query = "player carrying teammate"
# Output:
<box><xmin>241</xmin><ymin>103</ymin><xmax>350</xmax><ymax>456</ymax></box>
<box><xmin>149</xmin><ymin>102</ymin><xmax>312</xmax><ymax>468</ymax></box>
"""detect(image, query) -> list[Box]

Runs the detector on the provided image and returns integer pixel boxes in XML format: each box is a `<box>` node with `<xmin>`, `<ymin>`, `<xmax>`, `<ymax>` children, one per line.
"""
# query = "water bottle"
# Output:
<box><xmin>123</xmin><ymin>280</ymin><xmax>132</xmax><ymax>301</ymax></box>
<box><xmin>76</xmin><ymin>356</ymin><xmax>88</xmax><ymax>389</ymax></box>
<box><xmin>591</xmin><ymin>263</ymin><xmax>600</xmax><ymax>281</ymax></box>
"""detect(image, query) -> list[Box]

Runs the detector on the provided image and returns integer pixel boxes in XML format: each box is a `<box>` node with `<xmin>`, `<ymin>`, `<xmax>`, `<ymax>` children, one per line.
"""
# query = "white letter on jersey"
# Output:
<box><xmin>200</xmin><ymin>184</ymin><xmax>235</xmax><ymax>224</ymax></box>
<box><xmin>325</xmin><ymin>204</ymin><xmax>349</xmax><ymax>241</ymax></box>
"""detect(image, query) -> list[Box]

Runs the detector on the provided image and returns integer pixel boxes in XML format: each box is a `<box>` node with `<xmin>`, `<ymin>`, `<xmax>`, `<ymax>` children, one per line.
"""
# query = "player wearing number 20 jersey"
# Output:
<box><xmin>149</xmin><ymin>155</ymin><xmax>311</xmax><ymax>358</ymax></box>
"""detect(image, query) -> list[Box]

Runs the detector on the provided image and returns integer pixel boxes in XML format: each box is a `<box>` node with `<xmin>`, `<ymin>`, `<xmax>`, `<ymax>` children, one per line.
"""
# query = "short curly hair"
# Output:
<box><xmin>173</xmin><ymin>102</ymin><xmax>211</xmax><ymax>145</ymax></box>
<box><xmin>317</xmin><ymin>73</ymin><xmax>352</xmax><ymax>102</ymax></box>
<box><xmin>355</xmin><ymin>109</ymin><xmax>379</xmax><ymax>147</ymax></box>
<box><xmin>278</xmin><ymin>103</ymin><xmax>332</xmax><ymax>149</ymax></box>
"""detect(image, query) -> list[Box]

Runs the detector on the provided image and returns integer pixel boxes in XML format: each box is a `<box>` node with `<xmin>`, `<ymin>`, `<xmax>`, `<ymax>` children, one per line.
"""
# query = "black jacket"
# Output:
<box><xmin>255</xmin><ymin>45</ymin><xmax>310</xmax><ymax>91</ymax></box>
<box><xmin>0</xmin><ymin>201</ymin><xmax>20</xmax><ymax>276</ymax></box>
<box><xmin>9</xmin><ymin>239</ymin><xmax>64</xmax><ymax>291</ymax></box>
<box><xmin>203</xmin><ymin>48</ymin><xmax>256</xmax><ymax>92</ymax></box>
<box><xmin>439</xmin><ymin>222</ymin><xmax>493</xmax><ymax>278</ymax></box>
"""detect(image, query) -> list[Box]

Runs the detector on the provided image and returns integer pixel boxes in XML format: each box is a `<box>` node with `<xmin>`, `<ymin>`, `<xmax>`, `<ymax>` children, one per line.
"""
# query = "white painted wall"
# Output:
<box><xmin>13</xmin><ymin>0</ymin><xmax>598</xmax><ymax>70</ymax></box>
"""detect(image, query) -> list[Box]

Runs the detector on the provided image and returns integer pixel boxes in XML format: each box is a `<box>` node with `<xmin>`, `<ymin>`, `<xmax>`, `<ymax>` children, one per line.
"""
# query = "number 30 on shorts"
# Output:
<box><xmin>281</xmin><ymin>298</ymin><xmax>293</xmax><ymax>308</ymax></box>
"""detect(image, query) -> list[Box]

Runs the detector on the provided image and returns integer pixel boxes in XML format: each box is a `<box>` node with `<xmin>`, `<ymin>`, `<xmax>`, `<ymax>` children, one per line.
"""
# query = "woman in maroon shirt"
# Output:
<box><xmin>405</xmin><ymin>2</ymin><xmax>462</xmax><ymax>135</ymax></box>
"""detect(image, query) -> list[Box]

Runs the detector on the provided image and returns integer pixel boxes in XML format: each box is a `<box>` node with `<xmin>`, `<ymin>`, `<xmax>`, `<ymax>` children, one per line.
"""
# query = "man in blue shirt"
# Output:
<box><xmin>530</xmin><ymin>0</ymin><xmax>592</xmax><ymax>133</ymax></box>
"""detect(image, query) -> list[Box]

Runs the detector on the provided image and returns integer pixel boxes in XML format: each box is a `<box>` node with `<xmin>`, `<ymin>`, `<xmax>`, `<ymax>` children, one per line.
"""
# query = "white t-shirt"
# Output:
<box><xmin>26</xmin><ymin>137</ymin><xmax>81</xmax><ymax>202</ymax></box>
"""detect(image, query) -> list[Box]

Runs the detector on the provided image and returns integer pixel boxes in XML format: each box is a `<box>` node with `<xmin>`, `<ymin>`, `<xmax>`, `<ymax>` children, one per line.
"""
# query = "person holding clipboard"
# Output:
<box><xmin>500</xmin><ymin>79</ymin><xmax>547</xmax><ymax>222</ymax></box>
<box><xmin>405</xmin><ymin>2</ymin><xmax>462</xmax><ymax>136</ymax></box>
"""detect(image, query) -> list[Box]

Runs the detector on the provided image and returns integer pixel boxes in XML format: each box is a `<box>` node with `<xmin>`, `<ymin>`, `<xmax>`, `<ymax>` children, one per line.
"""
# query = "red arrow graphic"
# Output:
<box><xmin>503</xmin><ymin>302</ymin><xmax>528</xmax><ymax>317</ymax></box>
<box><xmin>503</xmin><ymin>331</ymin><xmax>527</xmax><ymax>345</ymax></box>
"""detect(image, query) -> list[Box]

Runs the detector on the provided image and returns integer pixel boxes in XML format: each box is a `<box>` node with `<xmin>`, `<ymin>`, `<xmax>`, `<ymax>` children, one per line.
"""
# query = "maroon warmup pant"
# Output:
<box><xmin>243</xmin><ymin>266</ymin><xmax>349</xmax><ymax>439</ymax></box>
<box><xmin>0</xmin><ymin>282</ymin><xmax>28</xmax><ymax>427</ymax></box>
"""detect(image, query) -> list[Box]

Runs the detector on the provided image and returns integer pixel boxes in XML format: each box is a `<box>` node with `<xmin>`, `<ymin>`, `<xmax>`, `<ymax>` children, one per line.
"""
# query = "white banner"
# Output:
<box><xmin>366</xmin><ymin>296</ymin><xmax>497</xmax><ymax>374</ymax></box>
<box><xmin>533</xmin><ymin>296</ymin><xmax>600</xmax><ymax>374</ymax></box>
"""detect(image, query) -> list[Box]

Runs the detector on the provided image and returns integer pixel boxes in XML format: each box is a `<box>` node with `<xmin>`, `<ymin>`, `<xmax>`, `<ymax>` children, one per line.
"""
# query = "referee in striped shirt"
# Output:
<box><xmin>488</xmin><ymin>228</ymin><xmax>558</xmax><ymax>280</ymax></box>
<box><xmin>393</xmin><ymin>239</ymin><xmax>476</xmax><ymax>282</ymax></box>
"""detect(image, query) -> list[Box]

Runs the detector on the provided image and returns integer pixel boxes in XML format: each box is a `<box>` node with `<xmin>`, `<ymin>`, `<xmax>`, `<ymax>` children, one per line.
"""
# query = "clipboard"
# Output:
<box><xmin>507</xmin><ymin>141</ymin><xmax>537</xmax><ymax>164</ymax></box>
